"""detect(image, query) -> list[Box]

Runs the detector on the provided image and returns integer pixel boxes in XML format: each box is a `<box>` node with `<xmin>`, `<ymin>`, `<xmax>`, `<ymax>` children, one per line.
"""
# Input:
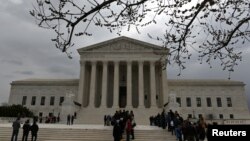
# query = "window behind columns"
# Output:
<box><xmin>95</xmin><ymin>63</ymin><xmax>103</xmax><ymax>108</ymax></box>
<box><xmin>132</xmin><ymin>63</ymin><xmax>138</xmax><ymax>108</ymax></box>
<box><xmin>107</xmin><ymin>64</ymin><xmax>114</xmax><ymax>108</ymax></box>
<box><xmin>143</xmin><ymin>62</ymin><xmax>150</xmax><ymax>108</ymax></box>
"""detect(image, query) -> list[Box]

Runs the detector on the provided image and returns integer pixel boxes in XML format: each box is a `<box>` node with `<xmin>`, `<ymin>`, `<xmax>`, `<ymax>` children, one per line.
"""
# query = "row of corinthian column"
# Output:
<box><xmin>78</xmin><ymin>60</ymin><xmax>167</xmax><ymax>109</ymax></box>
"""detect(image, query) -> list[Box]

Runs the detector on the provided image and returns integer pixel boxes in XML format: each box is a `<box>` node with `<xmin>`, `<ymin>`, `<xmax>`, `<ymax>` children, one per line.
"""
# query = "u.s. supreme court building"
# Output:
<box><xmin>8</xmin><ymin>37</ymin><xmax>250</xmax><ymax>124</ymax></box>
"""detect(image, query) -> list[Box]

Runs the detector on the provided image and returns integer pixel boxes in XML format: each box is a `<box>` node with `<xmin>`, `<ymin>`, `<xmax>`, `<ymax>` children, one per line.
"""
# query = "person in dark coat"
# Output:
<box><xmin>197</xmin><ymin>116</ymin><xmax>207</xmax><ymax>141</ymax></box>
<box><xmin>104</xmin><ymin>115</ymin><xmax>107</xmax><ymax>126</ymax></box>
<box><xmin>22</xmin><ymin>119</ymin><xmax>30</xmax><ymax>141</ymax></box>
<box><xmin>67</xmin><ymin>114</ymin><xmax>71</xmax><ymax>125</ymax></box>
<box><xmin>30</xmin><ymin>121</ymin><xmax>39</xmax><ymax>141</ymax></box>
<box><xmin>71</xmin><ymin>115</ymin><xmax>74</xmax><ymax>125</ymax></box>
<box><xmin>113</xmin><ymin>120</ymin><xmax>122</xmax><ymax>141</ymax></box>
<box><xmin>11</xmin><ymin>118</ymin><xmax>21</xmax><ymax>141</ymax></box>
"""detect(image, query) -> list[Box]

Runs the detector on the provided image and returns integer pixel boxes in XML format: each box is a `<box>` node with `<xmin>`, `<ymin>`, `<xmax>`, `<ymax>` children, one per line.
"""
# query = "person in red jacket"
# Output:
<box><xmin>125</xmin><ymin>117</ymin><xmax>132</xmax><ymax>141</ymax></box>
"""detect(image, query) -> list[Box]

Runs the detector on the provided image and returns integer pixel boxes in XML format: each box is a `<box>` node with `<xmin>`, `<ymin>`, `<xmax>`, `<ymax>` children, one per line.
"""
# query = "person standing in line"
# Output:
<box><xmin>74</xmin><ymin>112</ymin><xmax>77</xmax><ymax>119</ymax></box>
<box><xmin>67</xmin><ymin>114</ymin><xmax>71</xmax><ymax>125</ymax></box>
<box><xmin>11</xmin><ymin>117</ymin><xmax>21</xmax><ymax>141</ymax></box>
<box><xmin>113</xmin><ymin>120</ymin><xmax>122</xmax><ymax>141</ymax></box>
<box><xmin>71</xmin><ymin>115</ymin><xmax>74</xmax><ymax>125</ymax></box>
<box><xmin>22</xmin><ymin>119</ymin><xmax>30</xmax><ymax>141</ymax></box>
<box><xmin>197</xmin><ymin>116</ymin><xmax>207</xmax><ymax>141</ymax></box>
<box><xmin>125</xmin><ymin>118</ymin><xmax>132</xmax><ymax>141</ymax></box>
<box><xmin>30</xmin><ymin>121</ymin><xmax>39</xmax><ymax>141</ymax></box>
<box><xmin>131</xmin><ymin>116</ymin><xmax>136</xmax><ymax>140</ymax></box>
<box><xmin>104</xmin><ymin>115</ymin><xmax>107</xmax><ymax>126</ymax></box>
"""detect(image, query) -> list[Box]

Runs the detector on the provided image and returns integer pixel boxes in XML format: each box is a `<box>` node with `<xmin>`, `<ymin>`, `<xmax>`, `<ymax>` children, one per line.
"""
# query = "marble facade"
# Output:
<box><xmin>8</xmin><ymin>37</ymin><xmax>250</xmax><ymax>125</ymax></box>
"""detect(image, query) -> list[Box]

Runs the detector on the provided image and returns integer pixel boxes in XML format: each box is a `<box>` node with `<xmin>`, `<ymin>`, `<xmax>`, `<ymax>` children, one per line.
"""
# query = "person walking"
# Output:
<box><xmin>30</xmin><ymin>121</ymin><xmax>39</xmax><ymax>141</ymax></box>
<box><xmin>11</xmin><ymin>117</ymin><xmax>21</xmax><ymax>141</ymax></box>
<box><xmin>22</xmin><ymin>119</ymin><xmax>30</xmax><ymax>141</ymax></box>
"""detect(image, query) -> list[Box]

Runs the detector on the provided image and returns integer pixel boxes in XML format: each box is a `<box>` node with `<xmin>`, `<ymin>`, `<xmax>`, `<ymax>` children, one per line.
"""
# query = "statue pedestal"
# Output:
<box><xmin>60</xmin><ymin>92</ymin><xmax>77</xmax><ymax>124</ymax></box>
<box><xmin>165</xmin><ymin>92</ymin><xmax>180</xmax><ymax>112</ymax></box>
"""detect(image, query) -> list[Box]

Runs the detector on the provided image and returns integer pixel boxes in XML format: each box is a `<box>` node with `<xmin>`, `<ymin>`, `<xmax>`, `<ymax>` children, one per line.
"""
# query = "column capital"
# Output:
<box><xmin>102</xmin><ymin>60</ymin><xmax>108</xmax><ymax>64</ymax></box>
<box><xmin>127</xmin><ymin>60</ymin><xmax>132</xmax><ymax>65</ymax></box>
<box><xmin>150</xmin><ymin>60</ymin><xmax>156</xmax><ymax>64</ymax></box>
<box><xmin>91</xmin><ymin>61</ymin><xmax>97</xmax><ymax>65</ymax></box>
<box><xmin>138</xmin><ymin>60</ymin><xmax>144</xmax><ymax>65</ymax></box>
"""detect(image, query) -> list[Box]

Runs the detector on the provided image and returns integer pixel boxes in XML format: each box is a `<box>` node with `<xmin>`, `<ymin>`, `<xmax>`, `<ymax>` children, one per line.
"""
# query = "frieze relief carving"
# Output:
<box><xmin>82</xmin><ymin>54</ymin><xmax>159</xmax><ymax>59</ymax></box>
<box><xmin>81</xmin><ymin>51</ymin><xmax>161</xmax><ymax>59</ymax></box>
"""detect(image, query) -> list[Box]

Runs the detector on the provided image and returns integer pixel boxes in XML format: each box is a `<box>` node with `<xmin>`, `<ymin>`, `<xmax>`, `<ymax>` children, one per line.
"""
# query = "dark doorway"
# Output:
<box><xmin>119</xmin><ymin>86</ymin><xmax>126</xmax><ymax>108</ymax></box>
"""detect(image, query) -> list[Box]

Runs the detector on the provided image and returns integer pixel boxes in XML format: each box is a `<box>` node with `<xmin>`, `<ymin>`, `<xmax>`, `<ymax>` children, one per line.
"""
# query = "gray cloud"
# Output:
<box><xmin>47</xmin><ymin>65</ymin><xmax>78</xmax><ymax>76</ymax></box>
<box><xmin>1</xmin><ymin>59</ymin><xmax>23</xmax><ymax>66</ymax></box>
<box><xmin>14</xmin><ymin>70</ymin><xmax>34</xmax><ymax>75</ymax></box>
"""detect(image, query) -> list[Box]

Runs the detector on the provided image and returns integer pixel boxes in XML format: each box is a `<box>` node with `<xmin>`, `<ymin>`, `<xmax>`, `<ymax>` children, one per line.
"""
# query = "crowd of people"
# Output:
<box><xmin>11</xmin><ymin>117</ymin><xmax>39</xmax><ymax>141</ymax></box>
<box><xmin>150</xmin><ymin>109</ymin><xmax>208</xmax><ymax>141</ymax></box>
<box><xmin>106</xmin><ymin>110</ymin><xmax>136</xmax><ymax>141</ymax></box>
<box><xmin>67</xmin><ymin>114</ymin><xmax>76</xmax><ymax>125</ymax></box>
<box><xmin>11</xmin><ymin>109</ymin><xmax>209</xmax><ymax>141</ymax></box>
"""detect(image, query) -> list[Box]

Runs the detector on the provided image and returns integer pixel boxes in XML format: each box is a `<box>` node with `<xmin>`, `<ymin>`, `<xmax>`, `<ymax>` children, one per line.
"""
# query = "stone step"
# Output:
<box><xmin>0</xmin><ymin>126</ymin><xmax>177</xmax><ymax>141</ymax></box>
<box><xmin>74</xmin><ymin>108</ymin><xmax>163</xmax><ymax>125</ymax></box>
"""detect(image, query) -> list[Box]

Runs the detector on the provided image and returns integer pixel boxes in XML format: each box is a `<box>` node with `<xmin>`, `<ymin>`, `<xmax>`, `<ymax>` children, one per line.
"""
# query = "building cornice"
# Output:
<box><xmin>11</xmin><ymin>79</ymin><xmax>79</xmax><ymax>86</ymax></box>
<box><xmin>168</xmin><ymin>79</ymin><xmax>245</xmax><ymax>86</ymax></box>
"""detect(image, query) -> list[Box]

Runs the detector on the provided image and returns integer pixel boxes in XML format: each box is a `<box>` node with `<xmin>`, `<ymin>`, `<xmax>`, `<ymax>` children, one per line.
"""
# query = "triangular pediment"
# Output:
<box><xmin>78</xmin><ymin>36</ymin><xmax>166</xmax><ymax>53</ymax></box>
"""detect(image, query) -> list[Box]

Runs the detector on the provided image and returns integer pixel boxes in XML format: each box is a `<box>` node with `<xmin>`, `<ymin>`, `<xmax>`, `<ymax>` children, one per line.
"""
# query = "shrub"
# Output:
<box><xmin>0</xmin><ymin>104</ymin><xmax>34</xmax><ymax>117</ymax></box>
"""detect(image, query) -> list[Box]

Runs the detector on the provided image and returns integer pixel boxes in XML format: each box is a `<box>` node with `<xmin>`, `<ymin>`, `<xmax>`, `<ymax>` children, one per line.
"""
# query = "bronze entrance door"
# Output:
<box><xmin>119</xmin><ymin>86</ymin><xmax>126</xmax><ymax>108</ymax></box>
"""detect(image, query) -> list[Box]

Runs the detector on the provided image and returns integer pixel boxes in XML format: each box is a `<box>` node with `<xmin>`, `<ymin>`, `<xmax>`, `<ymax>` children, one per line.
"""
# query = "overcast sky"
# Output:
<box><xmin>0</xmin><ymin>0</ymin><xmax>249</xmax><ymax>111</ymax></box>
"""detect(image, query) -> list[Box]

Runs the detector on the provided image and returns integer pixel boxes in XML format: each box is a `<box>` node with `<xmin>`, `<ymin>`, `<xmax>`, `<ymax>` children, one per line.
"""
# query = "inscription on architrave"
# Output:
<box><xmin>92</xmin><ymin>42</ymin><xmax>151</xmax><ymax>51</ymax></box>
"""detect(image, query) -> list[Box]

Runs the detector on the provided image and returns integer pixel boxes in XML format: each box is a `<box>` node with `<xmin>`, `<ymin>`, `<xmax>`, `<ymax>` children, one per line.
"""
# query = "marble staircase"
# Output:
<box><xmin>0</xmin><ymin>125</ymin><xmax>177</xmax><ymax>141</ymax></box>
<box><xmin>75</xmin><ymin>107</ymin><xmax>163</xmax><ymax>125</ymax></box>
